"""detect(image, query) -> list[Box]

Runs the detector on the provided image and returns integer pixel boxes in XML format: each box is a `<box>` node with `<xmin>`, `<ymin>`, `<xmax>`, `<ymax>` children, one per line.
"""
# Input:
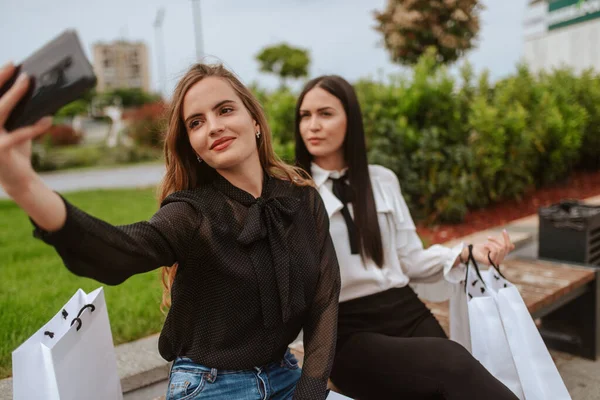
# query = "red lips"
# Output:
<box><xmin>210</xmin><ymin>136</ymin><xmax>235</xmax><ymax>150</ymax></box>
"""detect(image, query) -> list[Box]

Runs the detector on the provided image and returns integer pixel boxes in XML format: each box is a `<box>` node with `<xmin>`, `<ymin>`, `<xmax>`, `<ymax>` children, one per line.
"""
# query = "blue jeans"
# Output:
<box><xmin>166</xmin><ymin>349</ymin><xmax>302</xmax><ymax>400</ymax></box>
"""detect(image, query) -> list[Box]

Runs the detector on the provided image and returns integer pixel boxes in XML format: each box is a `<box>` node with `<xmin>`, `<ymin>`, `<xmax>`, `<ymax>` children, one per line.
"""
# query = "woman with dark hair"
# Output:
<box><xmin>295</xmin><ymin>75</ymin><xmax>519</xmax><ymax>400</ymax></box>
<box><xmin>0</xmin><ymin>61</ymin><xmax>340</xmax><ymax>400</ymax></box>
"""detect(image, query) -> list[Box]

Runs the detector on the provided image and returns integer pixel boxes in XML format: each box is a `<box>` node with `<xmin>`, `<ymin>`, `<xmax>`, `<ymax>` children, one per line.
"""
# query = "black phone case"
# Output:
<box><xmin>0</xmin><ymin>30</ymin><xmax>97</xmax><ymax>131</ymax></box>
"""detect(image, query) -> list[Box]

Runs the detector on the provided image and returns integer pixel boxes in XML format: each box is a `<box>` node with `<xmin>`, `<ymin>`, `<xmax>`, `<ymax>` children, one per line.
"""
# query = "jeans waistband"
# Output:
<box><xmin>172</xmin><ymin>348</ymin><xmax>295</xmax><ymax>376</ymax></box>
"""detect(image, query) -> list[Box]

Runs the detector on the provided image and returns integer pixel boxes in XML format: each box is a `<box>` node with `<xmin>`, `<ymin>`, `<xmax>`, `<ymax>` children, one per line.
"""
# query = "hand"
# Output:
<box><xmin>458</xmin><ymin>230</ymin><xmax>515</xmax><ymax>267</ymax></box>
<box><xmin>0</xmin><ymin>62</ymin><xmax>52</xmax><ymax>194</ymax></box>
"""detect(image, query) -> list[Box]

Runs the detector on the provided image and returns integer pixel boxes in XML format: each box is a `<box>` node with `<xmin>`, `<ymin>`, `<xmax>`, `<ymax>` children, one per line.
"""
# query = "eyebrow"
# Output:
<box><xmin>299</xmin><ymin>106</ymin><xmax>335</xmax><ymax>113</ymax></box>
<box><xmin>184</xmin><ymin>99</ymin><xmax>236</xmax><ymax>123</ymax></box>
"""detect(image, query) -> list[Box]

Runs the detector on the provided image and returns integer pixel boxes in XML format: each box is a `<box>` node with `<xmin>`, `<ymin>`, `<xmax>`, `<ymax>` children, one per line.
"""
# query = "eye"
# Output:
<box><xmin>321</xmin><ymin>111</ymin><xmax>332</xmax><ymax>117</ymax></box>
<box><xmin>221</xmin><ymin>106</ymin><xmax>234</xmax><ymax>115</ymax></box>
<box><xmin>188</xmin><ymin>119</ymin><xmax>202</xmax><ymax>130</ymax></box>
<box><xmin>299</xmin><ymin>113</ymin><xmax>310</xmax><ymax>119</ymax></box>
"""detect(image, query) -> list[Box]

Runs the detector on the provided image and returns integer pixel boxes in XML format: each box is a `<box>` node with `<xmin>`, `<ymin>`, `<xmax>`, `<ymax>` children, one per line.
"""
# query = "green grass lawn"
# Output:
<box><xmin>0</xmin><ymin>188</ymin><xmax>167</xmax><ymax>379</ymax></box>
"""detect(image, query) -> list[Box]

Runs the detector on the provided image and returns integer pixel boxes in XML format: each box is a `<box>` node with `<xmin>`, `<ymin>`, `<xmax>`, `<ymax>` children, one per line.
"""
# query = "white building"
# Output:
<box><xmin>524</xmin><ymin>0</ymin><xmax>600</xmax><ymax>73</ymax></box>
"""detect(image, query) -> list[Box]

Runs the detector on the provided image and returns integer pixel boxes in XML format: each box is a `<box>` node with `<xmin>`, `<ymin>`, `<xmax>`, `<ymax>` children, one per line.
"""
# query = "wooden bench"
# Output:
<box><xmin>424</xmin><ymin>258</ymin><xmax>600</xmax><ymax>360</ymax></box>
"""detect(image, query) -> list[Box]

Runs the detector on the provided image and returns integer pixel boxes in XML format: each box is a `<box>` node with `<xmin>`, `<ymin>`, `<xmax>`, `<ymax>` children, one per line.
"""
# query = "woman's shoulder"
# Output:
<box><xmin>160</xmin><ymin>187</ymin><xmax>211</xmax><ymax>213</ymax></box>
<box><xmin>368</xmin><ymin>164</ymin><xmax>399</xmax><ymax>185</ymax></box>
<box><xmin>273</xmin><ymin>177</ymin><xmax>319</xmax><ymax>204</ymax></box>
<box><xmin>272</xmin><ymin>177</ymin><xmax>323</xmax><ymax>216</ymax></box>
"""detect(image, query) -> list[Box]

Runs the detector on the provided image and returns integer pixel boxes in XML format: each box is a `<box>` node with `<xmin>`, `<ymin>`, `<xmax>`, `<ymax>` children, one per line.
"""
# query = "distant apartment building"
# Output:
<box><xmin>524</xmin><ymin>0</ymin><xmax>600</xmax><ymax>73</ymax></box>
<box><xmin>92</xmin><ymin>41</ymin><xmax>151</xmax><ymax>92</ymax></box>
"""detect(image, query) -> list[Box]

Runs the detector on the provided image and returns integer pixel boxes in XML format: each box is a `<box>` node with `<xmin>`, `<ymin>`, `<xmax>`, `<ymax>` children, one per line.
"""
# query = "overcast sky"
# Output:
<box><xmin>0</xmin><ymin>0</ymin><xmax>527</xmax><ymax>95</ymax></box>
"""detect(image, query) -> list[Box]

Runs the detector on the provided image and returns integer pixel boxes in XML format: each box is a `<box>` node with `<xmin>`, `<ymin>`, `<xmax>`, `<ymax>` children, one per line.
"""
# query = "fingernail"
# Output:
<box><xmin>17</xmin><ymin>73</ymin><xmax>28</xmax><ymax>83</ymax></box>
<box><xmin>40</xmin><ymin>116</ymin><xmax>53</xmax><ymax>125</ymax></box>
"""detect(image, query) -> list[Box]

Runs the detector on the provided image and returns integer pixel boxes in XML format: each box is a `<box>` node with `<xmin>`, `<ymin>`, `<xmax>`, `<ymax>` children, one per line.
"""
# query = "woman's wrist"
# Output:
<box><xmin>3</xmin><ymin>171</ymin><xmax>37</xmax><ymax>199</ymax></box>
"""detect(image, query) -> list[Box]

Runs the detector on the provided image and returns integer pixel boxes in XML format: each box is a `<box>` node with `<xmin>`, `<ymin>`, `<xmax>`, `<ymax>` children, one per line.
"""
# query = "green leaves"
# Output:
<box><xmin>255</xmin><ymin>43</ymin><xmax>311</xmax><ymax>88</ymax></box>
<box><xmin>373</xmin><ymin>0</ymin><xmax>484</xmax><ymax>66</ymax></box>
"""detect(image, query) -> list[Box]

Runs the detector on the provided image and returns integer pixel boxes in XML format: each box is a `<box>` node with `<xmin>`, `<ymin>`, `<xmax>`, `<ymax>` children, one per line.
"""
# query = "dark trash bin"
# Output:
<box><xmin>538</xmin><ymin>200</ymin><xmax>600</xmax><ymax>266</ymax></box>
<box><xmin>537</xmin><ymin>200</ymin><xmax>600</xmax><ymax>360</ymax></box>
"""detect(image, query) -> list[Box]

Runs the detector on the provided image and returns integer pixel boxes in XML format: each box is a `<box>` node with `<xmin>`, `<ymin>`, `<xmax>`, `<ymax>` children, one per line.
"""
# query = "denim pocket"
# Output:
<box><xmin>282</xmin><ymin>350</ymin><xmax>299</xmax><ymax>370</ymax></box>
<box><xmin>167</xmin><ymin>367</ymin><xmax>207</xmax><ymax>400</ymax></box>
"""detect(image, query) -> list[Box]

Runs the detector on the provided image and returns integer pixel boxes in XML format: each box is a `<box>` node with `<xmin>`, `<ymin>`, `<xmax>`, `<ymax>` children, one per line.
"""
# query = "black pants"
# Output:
<box><xmin>330</xmin><ymin>286</ymin><xmax>519</xmax><ymax>400</ymax></box>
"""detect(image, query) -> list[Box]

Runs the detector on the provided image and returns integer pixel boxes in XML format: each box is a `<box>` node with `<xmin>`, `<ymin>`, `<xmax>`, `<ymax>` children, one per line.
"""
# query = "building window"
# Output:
<box><xmin>103</xmin><ymin>49</ymin><xmax>113</xmax><ymax>67</ymax></box>
<box><xmin>131</xmin><ymin>64</ymin><xmax>140</xmax><ymax>76</ymax></box>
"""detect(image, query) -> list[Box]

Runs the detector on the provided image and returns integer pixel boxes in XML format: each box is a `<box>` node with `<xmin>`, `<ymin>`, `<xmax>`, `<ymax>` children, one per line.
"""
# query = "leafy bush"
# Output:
<box><xmin>573</xmin><ymin>69</ymin><xmax>600</xmax><ymax>170</ymax></box>
<box><xmin>353</xmin><ymin>51</ymin><xmax>598</xmax><ymax>223</ymax></box>
<box><xmin>123</xmin><ymin>102</ymin><xmax>168</xmax><ymax>149</ymax></box>
<box><xmin>36</xmin><ymin>124</ymin><xmax>83</xmax><ymax>147</ymax></box>
<box><xmin>55</xmin><ymin>99</ymin><xmax>89</xmax><ymax>118</ymax></box>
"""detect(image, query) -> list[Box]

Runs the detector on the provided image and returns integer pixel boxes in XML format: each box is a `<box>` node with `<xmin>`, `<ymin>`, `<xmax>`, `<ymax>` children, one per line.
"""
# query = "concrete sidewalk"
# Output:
<box><xmin>0</xmin><ymin>163</ymin><xmax>165</xmax><ymax>199</ymax></box>
<box><xmin>2</xmin><ymin>195</ymin><xmax>599</xmax><ymax>399</ymax></box>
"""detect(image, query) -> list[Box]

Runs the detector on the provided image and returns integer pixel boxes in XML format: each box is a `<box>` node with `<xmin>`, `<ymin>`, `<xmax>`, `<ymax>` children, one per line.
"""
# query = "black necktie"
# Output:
<box><xmin>330</xmin><ymin>174</ymin><xmax>359</xmax><ymax>254</ymax></box>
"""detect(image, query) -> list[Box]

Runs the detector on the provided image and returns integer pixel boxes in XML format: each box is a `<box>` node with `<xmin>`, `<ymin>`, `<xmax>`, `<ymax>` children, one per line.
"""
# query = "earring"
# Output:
<box><xmin>256</xmin><ymin>131</ymin><xmax>261</xmax><ymax>139</ymax></box>
<box><xmin>196</xmin><ymin>155</ymin><xmax>203</xmax><ymax>164</ymax></box>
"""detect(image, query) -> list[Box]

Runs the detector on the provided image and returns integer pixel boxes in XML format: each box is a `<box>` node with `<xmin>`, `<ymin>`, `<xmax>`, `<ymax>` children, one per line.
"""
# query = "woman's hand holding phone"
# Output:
<box><xmin>0</xmin><ymin>62</ymin><xmax>66</xmax><ymax>233</ymax></box>
<box><xmin>0</xmin><ymin>62</ymin><xmax>52</xmax><ymax>195</ymax></box>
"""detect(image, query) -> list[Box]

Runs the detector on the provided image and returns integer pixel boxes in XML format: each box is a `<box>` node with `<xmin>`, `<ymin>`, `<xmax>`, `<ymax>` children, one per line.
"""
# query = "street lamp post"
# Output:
<box><xmin>153</xmin><ymin>8</ymin><xmax>167</xmax><ymax>97</ymax></box>
<box><xmin>191</xmin><ymin>0</ymin><xmax>204</xmax><ymax>61</ymax></box>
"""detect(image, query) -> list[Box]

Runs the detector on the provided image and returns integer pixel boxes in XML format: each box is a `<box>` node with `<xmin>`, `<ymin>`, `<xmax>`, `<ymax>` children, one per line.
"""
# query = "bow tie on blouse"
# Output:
<box><xmin>237</xmin><ymin>195</ymin><xmax>301</xmax><ymax>328</ymax></box>
<box><xmin>329</xmin><ymin>173</ymin><xmax>359</xmax><ymax>255</ymax></box>
<box><xmin>210</xmin><ymin>170</ymin><xmax>303</xmax><ymax>329</ymax></box>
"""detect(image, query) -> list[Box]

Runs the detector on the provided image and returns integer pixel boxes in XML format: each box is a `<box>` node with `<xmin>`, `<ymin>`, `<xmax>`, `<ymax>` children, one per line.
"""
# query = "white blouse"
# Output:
<box><xmin>311</xmin><ymin>163</ymin><xmax>465</xmax><ymax>303</ymax></box>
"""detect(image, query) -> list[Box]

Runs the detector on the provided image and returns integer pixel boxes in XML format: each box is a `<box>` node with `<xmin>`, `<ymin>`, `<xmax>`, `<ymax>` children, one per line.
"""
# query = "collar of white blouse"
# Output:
<box><xmin>311</xmin><ymin>162</ymin><xmax>397</xmax><ymax>221</ymax></box>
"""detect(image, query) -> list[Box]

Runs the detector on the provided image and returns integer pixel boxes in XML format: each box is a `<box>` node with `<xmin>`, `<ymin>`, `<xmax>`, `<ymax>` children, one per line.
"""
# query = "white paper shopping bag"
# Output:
<box><xmin>449</xmin><ymin>248</ymin><xmax>525</xmax><ymax>399</ymax></box>
<box><xmin>485</xmin><ymin>266</ymin><xmax>571</xmax><ymax>400</ymax></box>
<box><xmin>12</xmin><ymin>287</ymin><xmax>122</xmax><ymax>400</ymax></box>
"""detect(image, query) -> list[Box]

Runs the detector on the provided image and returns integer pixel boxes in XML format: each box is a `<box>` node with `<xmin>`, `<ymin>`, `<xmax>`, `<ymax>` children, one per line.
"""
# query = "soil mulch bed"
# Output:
<box><xmin>416</xmin><ymin>169</ymin><xmax>600</xmax><ymax>245</ymax></box>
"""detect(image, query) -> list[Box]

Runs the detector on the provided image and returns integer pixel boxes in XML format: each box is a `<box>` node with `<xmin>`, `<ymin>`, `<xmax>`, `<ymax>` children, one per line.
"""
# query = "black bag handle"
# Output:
<box><xmin>44</xmin><ymin>303</ymin><xmax>96</xmax><ymax>338</ymax></box>
<box><xmin>70</xmin><ymin>303</ymin><xmax>96</xmax><ymax>332</ymax></box>
<box><xmin>487</xmin><ymin>253</ymin><xmax>507</xmax><ymax>280</ymax></box>
<box><xmin>464</xmin><ymin>244</ymin><xmax>489</xmax><ymax>296</ymax></box>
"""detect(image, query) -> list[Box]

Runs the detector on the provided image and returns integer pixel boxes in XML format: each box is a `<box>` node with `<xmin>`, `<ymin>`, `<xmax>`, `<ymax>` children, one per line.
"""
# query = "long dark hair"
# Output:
<box><xmin>294</xmin><ymin>75</ymin><xmax>384</xmax><ymax>268</ymax></box>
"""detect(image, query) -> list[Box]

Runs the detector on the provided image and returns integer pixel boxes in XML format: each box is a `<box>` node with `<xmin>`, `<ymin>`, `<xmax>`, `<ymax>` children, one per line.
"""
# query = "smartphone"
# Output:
<box><xmin>0</xmin><ymin>29</ymin><xmax>97</xmax><ymax>131</ymax></box>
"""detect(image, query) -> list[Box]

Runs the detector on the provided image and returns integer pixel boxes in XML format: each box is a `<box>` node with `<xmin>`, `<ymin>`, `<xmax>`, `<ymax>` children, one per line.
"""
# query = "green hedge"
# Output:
<box><xmin>256</xmin><ymin>51</ymin><xmax>600</xmax><ymax>224</ymax></box>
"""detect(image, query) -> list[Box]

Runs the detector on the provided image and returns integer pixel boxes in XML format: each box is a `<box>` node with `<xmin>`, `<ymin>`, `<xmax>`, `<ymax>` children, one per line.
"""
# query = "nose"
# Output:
<box><xmin>308</xmin><ymin>116</ymin><xmax>320</xmax><ymax>132</ymax></box>
<box><xmin>206</xmin><ymin>113</ymin><xmax>225</xmax><ymax>136</ymax></box>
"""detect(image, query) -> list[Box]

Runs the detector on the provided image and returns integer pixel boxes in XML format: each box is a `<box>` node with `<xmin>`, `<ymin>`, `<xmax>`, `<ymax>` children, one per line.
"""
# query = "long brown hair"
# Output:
<box><xmin>159</xmin><ymin>64</ymin><xmax>312</xmax><ymax>312</ymax></box>
<box><xmin>295</xmin><ymin>75</ymin><xmax>384</xmax><ymax>268</ymax></box>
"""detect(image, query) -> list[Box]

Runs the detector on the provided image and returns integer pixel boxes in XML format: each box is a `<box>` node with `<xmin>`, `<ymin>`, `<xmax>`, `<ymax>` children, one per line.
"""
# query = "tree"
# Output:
<box><xmin>255</xmin><ymin>43</ymin><xmax>310</xmax><ymax>87</ymax></box>
<box><xmin>374</xmin><ymin>0</ymin><xmax>483</xmax><ymax>66</ymax></box>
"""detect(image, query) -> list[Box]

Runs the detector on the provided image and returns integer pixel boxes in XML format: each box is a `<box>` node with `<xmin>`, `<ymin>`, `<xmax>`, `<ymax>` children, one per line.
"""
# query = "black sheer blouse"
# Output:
<box><xmin>32</xmin><ymin>171</ymin><xmax>341</xmax><ymax>399</ymax></box>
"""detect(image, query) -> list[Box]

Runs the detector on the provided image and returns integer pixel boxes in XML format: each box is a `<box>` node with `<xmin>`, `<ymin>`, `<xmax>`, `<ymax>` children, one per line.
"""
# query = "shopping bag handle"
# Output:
<box><xmin>42</xmin><ymin>303</ymin><xmax>96</xmax><ymax>338</ymax></box>
<box><xmin>464</xmin><ymin>244</ymin><xmax>488</xmax><ymax>295</ymax></box>
<box><xmin>70</xmin><ymin>303</ymin><xmax>96</xmax><ymax>332</ymax></box>
<box><xmin>487</xmin><ymin>253</ymin><xmax>507</xmax><ymax>280</ymax></box>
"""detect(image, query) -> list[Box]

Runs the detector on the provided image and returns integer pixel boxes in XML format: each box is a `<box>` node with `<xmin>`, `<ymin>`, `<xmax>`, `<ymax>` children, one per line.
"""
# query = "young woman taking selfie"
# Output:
<box><xmin>0</xmin><ymin>62</ymin><xmax>341</xmax><ymax>400</ymax></box>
